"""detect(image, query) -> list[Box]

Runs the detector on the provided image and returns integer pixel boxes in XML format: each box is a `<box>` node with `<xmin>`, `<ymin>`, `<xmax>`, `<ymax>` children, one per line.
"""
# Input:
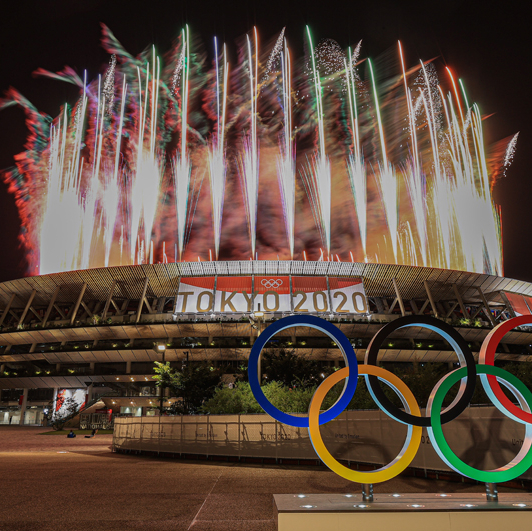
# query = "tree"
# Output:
<box><xmin>261</xmin><ymin>347</ymin><xmax>335</xmax><ymax>387</ymax></box>
<box><xmin>153</xmin><ymin>362</ymin><xmax>223</xmax><ymax>414</ymax></box>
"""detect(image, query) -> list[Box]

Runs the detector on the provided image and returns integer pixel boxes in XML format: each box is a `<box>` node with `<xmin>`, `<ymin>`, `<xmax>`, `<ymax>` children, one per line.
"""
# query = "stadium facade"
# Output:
<box><xmin>1</xmin><ymin>260</ymin><xmax>532</xmax><ymax>425</ymax></box>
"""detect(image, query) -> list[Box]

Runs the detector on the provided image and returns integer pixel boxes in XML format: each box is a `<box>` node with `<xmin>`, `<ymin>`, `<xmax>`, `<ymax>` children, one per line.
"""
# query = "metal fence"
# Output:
<box><xmin>113</xmin><ymin>406</ymin><xmax>532</xmax><ymax>480</ymax></box>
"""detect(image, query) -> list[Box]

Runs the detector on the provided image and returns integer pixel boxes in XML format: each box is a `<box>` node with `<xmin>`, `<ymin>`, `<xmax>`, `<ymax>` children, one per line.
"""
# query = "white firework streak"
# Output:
<box><xmin>368</xmin><ymin>59</ymin><xmax>399</xmax><ymax>262</ymax></box>
<box><xmin>40</xmin><ymin>120</ymin><xmax>79</xmax><ymax>273</ymax></box>
<box><xmin>173</xmin><ymin>153</ymin><xmax>192</xmax><ymax>259</ymax></box>
<box><xmin>405</xmin><ymin>162</ymin><xmax>427</xmax><ymax>266</ymax></box>
<box><xmin>276</xmin><ymin>44</ymin><xmax>296</xmax><ymax>258</ymax></box>
<box><xmin>102</xmin><ymin>54</ymin><xmax>116</xmax><ymax>115</ymax></box>
<box><xmin>171</xmin><ymin>45</ymin><xmax>186</xmax><ymax>96</ymax></box>
<box><xmin>302</xmin><ymin>154</ymin><xmax>331</xmax><ymax>253</ymax></box>
<box><xmin>262</xmin><ymin>27</ymin><xmax>285</xmax><ymax>83</ymax></box>
<box><xmin>306</xmin><ymin>27</ymin><xmax>331</xmax><ymax>255</ymax></box>
<box><xmin>376</xmin><ymin>163</ymin><xmax>398</xmax><ymax>263</ymax></box>
<box><xmin>174</xmin><ymin>27</ymin><xmax>191</xmax><ymax>259</ymax></box>
<box><xmin>239</xmin><ymin>31</ymin><xmax>260</xmax><ymax>257</ymax></box>
<box><xmin>208</xmin><ymin>39</ymin><xmax>228</xmax><ymax>260</ymax></box>
<box><xmin>239</xmin><ymin>134</ymin><xmax>260</xmax><ymax>256</ymax></box>
<box><xmin>131</xmin><ymin>53</ymin><xmax>163</xmax><ymax>263</ymax></box>
<box><xmin>398</xmin><ymin>222</ymin><xmax>418</xmax><ymax>266</ymax></box>
<box><xmin>103</xmin><ymin>75</ymin><xmax>127</xmax><ymax>267</ymax></box>
<box><xmin>133</xmin><ymin>153</ymin><xmax>164</xmax><ymax>260</ymax></box>
<box><xmin>347</xmin><ymin>155</ymin><xmax>367</xmax><ymax>257</ymax></box>
<box><xmin>208</xmin><ymin>145</ymin><xmax>226</xmax><ymax>260</ymax></box>
<box><xmin>504</xmin><ymin>132</ymin><xmax>519</xmax><ymax>172</ymax></box>
<box><xmin>431</xmin><ymin>173</ymin><xmax>455</xmax><ymax>269</ymax></box>
<box><xmin>345</xmin><ymin>51</ymin><xmax>366</xmax><ymax>258</ymax></box>
<box><xmin>39</xmin><ymin>81</ymin><xmax>91</xmax><ymax>273</ymax></box>
<box><xmin>130</xmin><ymin>66</ymin><xmax>149</xmax><ymax>263</ymax></box>
<box><xmin>79</xmin><ymin>176</ymin><xmax>99</xmax><ymax>270</ymax></box>
<box><xmin>276</xmin><ymin>143</ymin><xmax>296</xmax><ymax>258</ymax></box>
<box><xmin>102</xmin><ymin>167</ymin><xmax>121</xmax><ymax>267</ymax></box>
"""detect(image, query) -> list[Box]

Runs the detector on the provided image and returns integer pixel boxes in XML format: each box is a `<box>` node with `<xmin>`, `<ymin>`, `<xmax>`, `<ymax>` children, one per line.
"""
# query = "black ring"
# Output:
<box><xmin>364</xmin><ymin>315</ymin><xmax>476</xmax><ymax>427</ymax></box>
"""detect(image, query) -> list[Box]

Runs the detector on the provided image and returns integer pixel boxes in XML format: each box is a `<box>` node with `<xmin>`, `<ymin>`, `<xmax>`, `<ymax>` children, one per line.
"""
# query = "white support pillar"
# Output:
<box><xmin>0</xmin><ymin>293</ymin><xmax>16</xmax><ymax>327</ymax></box>
<box><xmin>423</xmin><ymin>280</ymin><xmax>439</xmax><ymax>318</ymax></box>
<box><xmin>18</xmin><ymin>290</ymin><xmax>37</xmax><ymax>328</ymax></box>
<box><xmin>18</xmin><ymin>388</ymin><xmax>28</xmax><ymax>425</ymax></box>
<box><xmin>70</xmin><ymin>283</ymin><xmax>87</xmax><ymax>325</ymax></box>
<box><xmin>453</xmin><ymin>284</ymin><xmax>470</xmax><ymax>319</ymax></box>
<box><xmin>86</xmin><ymin>383</ymin><xmax>94</xmax><ymax>404</ymax></box>
<box><xmin>477</xmin><ymin>287</ymin><xmax>497</xmax><ymax>327</ymax></box>
<box><xmin>136</xmin><ymin>277</ymin><xmax>150</xmax><ymax>324</ymax></box>
<box><xmin>42</xmin><ymin>285</ymin><xmax>61</xmax><ymax>328</ymax></box>
<box><xmin>102</xmin><ymin>280</ymin><xmax>117</xmax><ymax>320</ymax></box>
<box><xmin>392</xmin><ymin>278</ymin><xmax>406</xmax><ymax>317</ymax></box>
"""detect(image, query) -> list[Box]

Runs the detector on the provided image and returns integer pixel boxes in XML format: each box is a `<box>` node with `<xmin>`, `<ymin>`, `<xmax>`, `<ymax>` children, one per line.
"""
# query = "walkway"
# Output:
<box><xmin>0</xmin><ymin>426</ymin><xmax>522</xmax><ymax>530</ymax></box>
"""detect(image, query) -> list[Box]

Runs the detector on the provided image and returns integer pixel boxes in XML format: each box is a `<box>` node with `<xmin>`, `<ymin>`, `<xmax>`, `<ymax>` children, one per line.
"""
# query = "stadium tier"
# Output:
<box><xmin>2</xmin><ymin>260</ymin><xmax>532</xmax><ymax>424</ymax></box>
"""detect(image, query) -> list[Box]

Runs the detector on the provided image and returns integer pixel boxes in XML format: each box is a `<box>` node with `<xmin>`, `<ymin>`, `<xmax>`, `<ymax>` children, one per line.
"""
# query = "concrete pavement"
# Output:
<box><xmin>0</xmin><ymin>426</ymin><xmax>524</xmax><ymax>530</ymax></box>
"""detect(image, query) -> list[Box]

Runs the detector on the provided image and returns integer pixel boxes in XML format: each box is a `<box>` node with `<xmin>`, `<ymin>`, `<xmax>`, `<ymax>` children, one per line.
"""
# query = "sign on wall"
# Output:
<box><xmin>253</xmin><ymin>276</ymin><xmax>291</xmax><ymax>312</ymax></box>
<box><xmin>503</xmin><ymin>291</ymin><xmax>532</xmax><ymax>317</ymax></box>
<box><xmin>214</xmin><ymin>276</ymin><xmax>253</xmax><ymax>312</ymax></box>
<box><xmin>175</xmin><ymin>276</ymin><xmax>368</xmax><ymax>315</ymax></box>
<box><xmin>55</xmin><ymin>389</ymin><xmax>86</xmax><ymax>415</ymax></box>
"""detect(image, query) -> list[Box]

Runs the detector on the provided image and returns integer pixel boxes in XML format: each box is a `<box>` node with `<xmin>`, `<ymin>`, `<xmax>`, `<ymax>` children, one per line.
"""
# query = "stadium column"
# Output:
<box><xmin>452</xmin><ymin>284</ymin><xmax>470</xmax><ymax>319</ymax></box>
<box><xmin>477</xmin><ymin>287</ymin><xmax>497</xmax><ymax>327</ymax></box>
<box><xmin>392</xmin><ymin>278</ymin><xmax>406</xmax><ymax>316</ymax></box>
<box><xmin>18</xmin><ymin>388</ymin><xmax>28</xmax><ymax>425</ymax></box>
<box><xmin>0</xmin><ymin>293</ymin><xmax>16</xmax><ymax>327</ymax></box>
<box><xmin>70</xmin><ymin>283</ymin><xmax>87</xmax><ymax>325</ymax></box>
<box><xmin>423</xmin><ymin>280</ymin><xmax>439</xmax><ymax>318</ymax></box>
<box><xmin>42</xmin><ymin>286</ymin><xmax>60</xmax><ymax>327</ymax></box>
<box><xmin>102</xmin><ymin>280</ymin><xmax>117</xmax><ymax>320</ymax></box>
<box><xmin>18</xmin><ymin>290</ymin><xmax>36</xmax><ymax>328</ymax></box>
<box><xmin>86</xmin><ymin>384</ymin><xmax>93</xmax><ymax>404</ymax></box>
<box><xmin>136</xmin><ymin>278</ymin><xmax>150</xmax><ymax>323</ymax></box>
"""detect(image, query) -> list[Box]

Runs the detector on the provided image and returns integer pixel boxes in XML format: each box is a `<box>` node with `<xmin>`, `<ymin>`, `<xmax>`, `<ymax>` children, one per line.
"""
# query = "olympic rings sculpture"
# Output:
<box><xmin>248</xmin><ymin>314</ymin><xmax>532</xmax><ymax>484</ymax></box>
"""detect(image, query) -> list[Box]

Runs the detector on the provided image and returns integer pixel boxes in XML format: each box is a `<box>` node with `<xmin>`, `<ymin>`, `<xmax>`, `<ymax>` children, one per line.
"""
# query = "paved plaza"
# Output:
<box><xmin>0</xmin><ymin>426</ymin><xmax>525</xmax><ymax>530</ymax></box>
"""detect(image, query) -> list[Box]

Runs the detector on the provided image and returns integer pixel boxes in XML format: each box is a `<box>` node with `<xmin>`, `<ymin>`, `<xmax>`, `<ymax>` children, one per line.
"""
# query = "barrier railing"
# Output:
<box><xmin>113</xmin><ymin>406</ymin><xmax>532</xmax><ymax>480</ymax></box>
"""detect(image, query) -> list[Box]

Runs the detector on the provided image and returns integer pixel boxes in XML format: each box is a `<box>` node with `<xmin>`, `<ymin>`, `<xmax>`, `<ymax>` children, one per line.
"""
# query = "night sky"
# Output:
<box><xmin>0</xmin><ymin>0</ymin><xmax>529</xmax><ymax>282</ymax></box>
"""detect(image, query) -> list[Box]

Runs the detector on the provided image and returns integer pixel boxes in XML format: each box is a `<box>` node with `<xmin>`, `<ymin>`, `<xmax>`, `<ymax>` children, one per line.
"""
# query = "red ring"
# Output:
<box><xmin>479</xmin><ymin>315</ymin><xmax>532</xmax><ymax>423</ymax></box>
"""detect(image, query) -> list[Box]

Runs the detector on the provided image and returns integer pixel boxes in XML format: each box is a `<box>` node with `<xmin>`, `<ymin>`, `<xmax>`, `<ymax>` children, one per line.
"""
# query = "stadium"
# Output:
<box><xmin>2</xmin><ymin>260</ymin><xmax>532</xmax><ymax>425</ymax></box>
<box><xmin>0</xmin><ymin>27</ymin><xmax>526</xmax><ymax>426</ymax></box>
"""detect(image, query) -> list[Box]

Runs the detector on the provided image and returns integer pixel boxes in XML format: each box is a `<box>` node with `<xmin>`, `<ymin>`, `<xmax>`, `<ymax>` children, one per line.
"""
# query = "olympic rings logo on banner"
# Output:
<box><xmin>261</xmin><ymin>278</ymin><xmax>284</xmax><ymax>289</ymax></box>
<box><xmin>248</xmin><ymin>314</ymin><xmax>532</xmax><ymax>484</ymax></box>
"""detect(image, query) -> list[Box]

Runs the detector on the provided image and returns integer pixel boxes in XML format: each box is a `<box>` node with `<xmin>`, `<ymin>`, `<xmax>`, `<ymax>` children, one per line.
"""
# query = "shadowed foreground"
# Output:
<box><xmin>0</xmin><ymin>426</ymin><xmax>524</xmax><ymax>531</ymax></box>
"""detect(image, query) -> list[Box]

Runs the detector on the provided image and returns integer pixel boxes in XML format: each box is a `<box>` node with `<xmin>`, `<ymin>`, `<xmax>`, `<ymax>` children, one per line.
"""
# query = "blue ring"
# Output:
<box><xmin>248</xmin><ymin>314</ymin><xmax>358</xmax><ymax>428</ymax></box>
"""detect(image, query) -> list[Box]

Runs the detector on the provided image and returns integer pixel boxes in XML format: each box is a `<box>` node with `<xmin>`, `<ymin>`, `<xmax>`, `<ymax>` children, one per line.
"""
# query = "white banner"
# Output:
<box><xmin>214</xmin><ymin>276</ymin><xmax>254</xmax><ymax>313</ymax></box>
<box><xmin>174</xmin><ymin>276</ymin><xmax>368</xmax><ymax>315</ymax></box>
<box><xmin>176</xmin><ymin>277</ymin><xmax>216</xmax><ymax>313</ymax></box>
<box><xmin>291</xmin><ymin>276</ymin><xmax>329</xmax><ymax>312</ymax></box>
<box><xmin>254</xmin><ymin>276</ymin><xmax>291</xmax><ymax>312</ymax></box>
<box><xmin>329</xmin><ymin>278</ymin><xmax>368</xmax><ymax>314</ymax></box>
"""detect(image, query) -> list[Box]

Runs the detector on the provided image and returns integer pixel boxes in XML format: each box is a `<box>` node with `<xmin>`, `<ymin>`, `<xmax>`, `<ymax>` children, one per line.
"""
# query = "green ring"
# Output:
<box><xmin>428</xmin><ymin>365</ymin><xmax>532</xmax><ymax>483</ymax></box>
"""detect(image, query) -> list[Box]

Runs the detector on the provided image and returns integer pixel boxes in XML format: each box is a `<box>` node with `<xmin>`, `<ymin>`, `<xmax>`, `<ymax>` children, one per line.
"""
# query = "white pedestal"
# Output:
<box><xmin>274</xmin><ymin>492</ymin><xmax>532</xmax><ymax>531</ymax></box>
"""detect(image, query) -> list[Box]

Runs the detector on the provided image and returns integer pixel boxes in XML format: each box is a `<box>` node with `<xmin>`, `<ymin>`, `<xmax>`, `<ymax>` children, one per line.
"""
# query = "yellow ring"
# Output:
<box><xmin>308</xmin><ymin>366</ymin><xmax>422</xmax><ymax>483</ymax></box>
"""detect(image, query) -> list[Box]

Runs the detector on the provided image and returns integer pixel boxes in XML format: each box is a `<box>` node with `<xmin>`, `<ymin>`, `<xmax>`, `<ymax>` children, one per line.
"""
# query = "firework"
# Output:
<box><xmin>0</xmin><ymin>25</ymin><xmax>508</xmax><ymax>276</ymax></box>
